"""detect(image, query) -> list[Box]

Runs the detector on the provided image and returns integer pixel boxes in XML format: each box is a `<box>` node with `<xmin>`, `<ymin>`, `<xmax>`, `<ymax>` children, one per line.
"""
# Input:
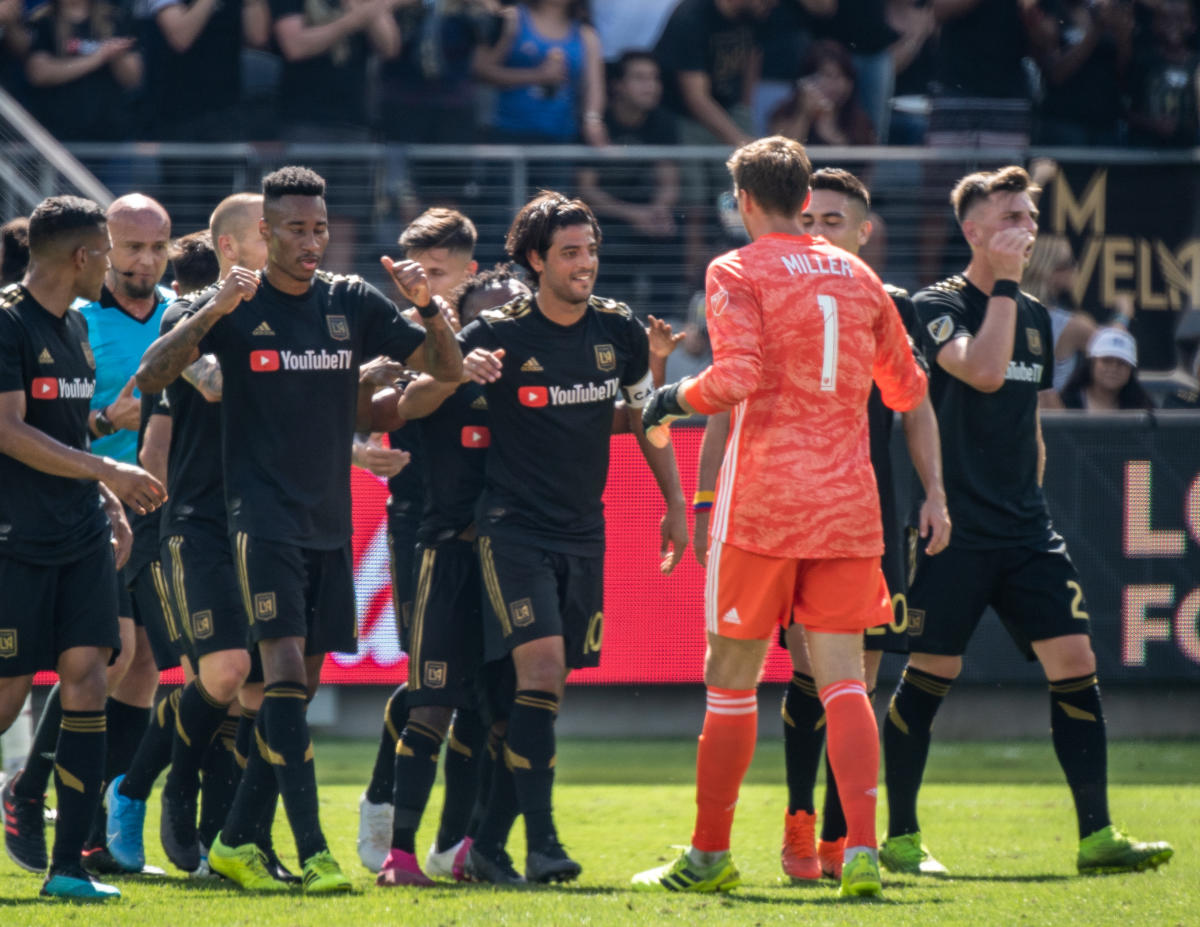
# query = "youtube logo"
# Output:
<box><xmin>519</xmin><ymin>386</ymin><xmax>548</xmax><ymax>408</ymax></box>
<box><xmin>250</xmin><ymin>350</ymin><xmax>280</xmax><ymax>372</ymax></box>
<box><xmin>31</xmin><ymin>377</ymin><xmax>58</xmax><ymax>399</ymax></box>
<box><xmin>461</xmin><ymin>426</ymin><xmax>490</xmax><ymax>448</ymax></box>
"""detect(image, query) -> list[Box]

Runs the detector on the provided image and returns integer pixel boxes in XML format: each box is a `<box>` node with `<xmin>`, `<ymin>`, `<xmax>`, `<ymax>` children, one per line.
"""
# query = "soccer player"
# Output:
<box><xmin>880</xmin><ymin>166</ymin><xmax>1174</xmax><ymax>877</ymax></box>
<box><xmin>373</xmin><ymin>265</ymin><xmax>531</xmax><ymax>887</ymax></box>
<box><xmin>456</xmin><ymin>192</ymin><xmax>688</xmax><ymax>884</ymax></box>
<box><xmin>0</xmin><ymin>195</ymin><xmax>165</xmax><ymax>899</ymax></box>
<box><xmin>135</xmin><ymin>166</ymin><xmax>462</xmax><ymax>892</ymax></box>
<box><xmin>635</xmin><ymin>136</ymin><xmax>927</xmax><ymax>898</ymax></box>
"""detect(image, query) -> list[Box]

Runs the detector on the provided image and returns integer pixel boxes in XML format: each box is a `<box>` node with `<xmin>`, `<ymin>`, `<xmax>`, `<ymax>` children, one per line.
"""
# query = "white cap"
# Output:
<box><xmin>1088</xmin><ymin>327</ymin><xmax>1137</xmax><ymax>367</ymax></box>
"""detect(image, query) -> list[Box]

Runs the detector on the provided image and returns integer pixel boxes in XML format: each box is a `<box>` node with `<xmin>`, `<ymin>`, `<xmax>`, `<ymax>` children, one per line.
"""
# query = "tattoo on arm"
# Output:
<box><xmin>137</xmin><ymin>311</ymin><xmax>222</xmax><ymax>394</ymax></box>
<box><xmin>181</xmin><ymin>354</ymin><xmax>223</xmax><ymax>401</ymax></box>
<box><xmin>421</xmin><ymin>315</ymin><xmax>464</xmax><ymax>383</ymax></box>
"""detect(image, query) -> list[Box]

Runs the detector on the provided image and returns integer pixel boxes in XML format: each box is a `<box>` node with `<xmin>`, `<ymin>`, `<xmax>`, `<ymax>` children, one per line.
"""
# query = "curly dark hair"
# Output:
<box><xmin>452</xmin><ymin>262</ymin><xmax>529</xmax><ymax>326</ymax></box>
<box><xmin>169</xmin><ymin>230</ymin><xmax>219</xmax><ymax>294</ymax></box>
<box><xmin>505</xmin><ymin>191</ymin><xmax>600</xmax><ymax>281</ymax></box>
<box><xmin>262</xmin><ymin>166</ymin><xmax>326</xmax><ymax>202</ymax></box>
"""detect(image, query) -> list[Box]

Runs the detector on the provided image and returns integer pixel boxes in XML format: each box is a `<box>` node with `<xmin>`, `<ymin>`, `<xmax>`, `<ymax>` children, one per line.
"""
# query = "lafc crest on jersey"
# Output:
<box><xmin>80</xmin><ymin>341</ymin><xmax>96</xmax><ymax>369</ymax></box>
<box><xmin>1026</xmin><ymin>327</ymin><xmax>1043</xmax><ymax>355</ymax></box>
<box><xmin>326</xmin><ymin>315</ymin><xmax>350</xmax><ymax>341</ymax></box>
<box><xmin>927</xmin><ymin>316</ymin><xmax>954</xmax><ymax>345</ymax></box>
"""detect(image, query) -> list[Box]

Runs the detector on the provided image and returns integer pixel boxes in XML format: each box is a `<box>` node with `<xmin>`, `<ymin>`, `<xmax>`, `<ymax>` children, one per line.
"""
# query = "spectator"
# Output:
<box><xmin>1126</xmin><ymin>0</ymin><xmax>1200</xmax><ymax>147</ymax></box>
<box><xmin>769</xmin><ymin>39</ymin><xmax>878</xmax><ymax>145</ymax></box>
<box><xmin>577</xmin><ymin>51</ymin><xmax>682</xmax><ymax>311</ymax></box>
<box><xmin>0</xmin><ymin>217</ymin><xmax>30</xmax><ymax>284</ymax></box>
<box><xmin>752</xmin><ymin>0</ymin><xmax>834</xmax><ymax>136</ymax></box>
<box><xmin>811</xmin><ymin>0</ymin><xmax>899</xmax><ymax>141</ymax></box>
<box><xmin>1058</xmin><ymin>327</ymin><xmax>1155</xmax><ymax>410</ymax></box>
<box><xmin>24</xmin><ymin>0</ymin><xmax>143</xmax><ymax>141</ymax></box>
<box><xmin>1</xmin><ymin>0</ymin><xmax>32</xmax><ymax>85</ymax></box>
<box><xmin>885</xmin><ymin>0</ymin><xmax>938</xmax><ymax>144</ymax></box>
<box><xmin>1022</xmin><ymin>234</ymin><xmax>1098</xmax><ymax>394</ymax></box>
<box><xmin>1028</xmin><ymin>0</ymin><xmax>1133</xmax><ymax>146</ymax></box>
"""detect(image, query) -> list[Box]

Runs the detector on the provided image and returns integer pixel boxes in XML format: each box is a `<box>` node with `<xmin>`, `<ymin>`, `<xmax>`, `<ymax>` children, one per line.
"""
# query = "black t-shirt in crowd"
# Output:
<box><xmin>913</xmin><ymin>275</ymin><xmax>1056</xmax><ymax>551</ymax></box>
<box><xmin>269</xmin><ymin>0</ymin><xmax>370</xmax><ymax>126</ymax></box>
<box><xmin>0</xmin><ymin>284</ymin><xmax>109</xmax><ymax>564</ymax></box>
<box><xmin>593</xmin><ymin>106</ymin><xmax>679</xmax><ymax>207</ymax></box>
<box><xmin>415</xmin><ymin>381</ymin><xmax>489</xmax><ymax>544</ymax></box>
<box><xmin>654</xmin><ymin>0</ymin><xmax>762</xmax><ymax>116</ymax></box>
<box><xmin>458</xmin><ymin>294</ymin><xmax>652</xmax><ymax>556</ymax></box>
<box><xmin>934</xmin><ymin>0</ymin><xmax>1029</xmax><ymax>99</ymax></box>
<box><xmin>196</xmin><ymin>272</ymin><xmax>427</xmax><ymax>548</ymax></box>
<box><xmin>159</xmin><ymin>291</ymin><xmax>227</xmax><ymax>537</ymax></box>
<box><xmin>814</xmin><ymin>0</ymin><xmax>898</xmax><ymax>55</ymax></box>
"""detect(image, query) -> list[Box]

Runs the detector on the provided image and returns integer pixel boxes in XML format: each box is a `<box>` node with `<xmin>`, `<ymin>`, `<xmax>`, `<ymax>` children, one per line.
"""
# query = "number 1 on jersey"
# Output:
<box><xmin>818</xmin><ymin>294</ymin><xmax>838</xmax><ymax>391</ymax></box>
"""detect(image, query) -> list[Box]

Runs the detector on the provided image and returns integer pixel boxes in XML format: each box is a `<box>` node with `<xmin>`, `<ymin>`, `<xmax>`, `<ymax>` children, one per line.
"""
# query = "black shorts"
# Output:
<box><xmin>0</xmin><ymin>543</ymin><xmax>121</xmax><ymax>677</ymax></box>
<box><xmin>405</xmin><ymin>538</ymin><xmax>484</xmax><ymax>709</ymax></box>
<box><xmin>127</xmin><ymin>558</ymin><xmax>185</xmax><ymax>671</ymax></box>
<box><xmin>161</xmin><ymin>531</ymin><xmax>253</xmax><ymax>663</ymax></box>
<box><xmin>905</xmin><ymin>542</ymin><xmax>1090</xmax><ymax>659</ymax></box>
<box><xmin>477</xmin><ymin>535</ymin><xmax>604</xmax><ymax>670</ymax></box>
<box><xmin>387</xmin><ymin>514</ymin><xmax>420</xmax><ymax>651</ymax></box>
<box><xmin>232</xmin><ymin>532</ymin><xmax>356</xmax><ymax>656</ymax></box>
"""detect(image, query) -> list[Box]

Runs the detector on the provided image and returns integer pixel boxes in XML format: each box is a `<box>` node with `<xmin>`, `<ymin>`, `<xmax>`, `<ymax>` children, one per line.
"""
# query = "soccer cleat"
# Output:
<box><xmin>525</xmin><ymin>836</ymin><xmax>582</xmax><ymax>884</ymax></box>
<box><xmin>40</xmin><ymin>865</ymin><xmax>121</xmax><ymax>901</ymax></box>
<box><xmin>159</xmin><ymin>787</ymin><xmax>201</xmax><ymax>872</ymax></box>
<box><xmin>426</xmin><ymin>836</ymin><xmax>473</xmax><ymax>881</ymax></box>
<box><xmin>879</xmin><ymin>832</ymin><xmax>949</xmax><ymax>875</ymax></box>
<box><xmin>465</xmin><ymin>843</ymin><xmax>525</xmax><ymax>885</ymax></box>
<box><xmin>1077</xmin><ymin>825</ymin><xmax>1174</xmax><ymax>875</ymax></box>
<box><xmin>818</xmin><ymin>837</ymin><xmax>845</xmax><ymax>880</ymax></box>
<box><xmin>208</xmin><ymin>833</ymin><xmax>288</xmax><ymax>892</ymax></box>
<box><xmin>781</xmin><ymin>810</ymin><xmax>821</xmax><ymax>881</ymax></box>
<box><xmin>376</xmin><ymin>848</ymin><xmax>435</xmax><ymax>887</ymax></box>
<box><xmin>838</xmin><ymin>849</ymin><xmax>883</xmax><ymax>899</ymax></box>
<box><xmin>357</xmin><ymin>793</ymin><xmax>392</xmax><ymax>873</ymax></box>
<box><xmin>302</xmin><ymin>849</ymin><xmax>354</xmax><ymax>894</ymax></box>
<box><xmin>631</xmin><ymin>848</ymin><xmax>742</xmax><ymax>892</ymax></box>
<box><xmin>104</xmin><ymin>775</ymin><xmax>146</xmax><ymax>872</ymax></box>
<box><xmin>262</xmin><ymin>842</ymin><xmax>302</xmax><ymax>884</ymax></box>
<box><xmin>3</xmin><ymin>771</ymin><xmax>48</xmax><ymax>873</ymax></box>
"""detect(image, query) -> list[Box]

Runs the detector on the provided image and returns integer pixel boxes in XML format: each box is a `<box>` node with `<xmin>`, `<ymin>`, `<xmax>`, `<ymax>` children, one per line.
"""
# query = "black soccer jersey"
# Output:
<box><xmin>415</xmin><ymin>381</ymin><xmax>489</xmax><ymax>544</ymax></box>
<box><xmin>196</xmin><ymin>272</ymin><xmax>427</xmax><ymax>549</ymax></box>
<box><xmin>0</xmin><ymin>284</ymin><xmax>108</xmax><ymax>564</ymax></box>
<box><xmin>386</xmin><ymin>418</ymin><xmax>425</xmax><ymax>530</ymax></box>
<box><xmin>126</xmin><ymin>388</ymin><xmax>169</xmax><ymax>576</ymax></box>
<box><xmin>913</xmin><ymin>275</ymin><xmax>1056</xmax><ymax>551</ymax></box>
<box><xmin>159</xmin><ymin>292</ymin><xmax>227</xmax><ymax>537</ymax></box>
<box><xmin>458</xmin><ymin>294</ymin><xmax>652</xmax><ymax>556</ymax></box>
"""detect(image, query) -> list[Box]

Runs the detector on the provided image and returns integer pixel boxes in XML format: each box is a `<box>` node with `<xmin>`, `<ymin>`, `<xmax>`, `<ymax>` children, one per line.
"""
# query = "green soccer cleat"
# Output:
<box><xmin>838</xmin><ymin>849</ymin><xmax>883</xmax><ymax>899</ymax></box>
<box><xmin>302</xmin><ymin>849</ymin><xmax>354</xmax><ymax>894</ymax></box>
<box><xmin>631</xmin><ymin>848</ymin><xmax>741</xmax><ymax>893</ymax></box>
<box><xmin>208</xmin><ymin>833</ymin><xmax>288</xmax><ymax>892</ymax></box>
<box><xmin>879</xmin><ymin>832</ymin><xmax>949</xmax><ymax>875</ymax></box>
<box><xmin>1077</xmin><ymin>825</ymin><xmax>1174</xmax><ymax>875</ymax></box>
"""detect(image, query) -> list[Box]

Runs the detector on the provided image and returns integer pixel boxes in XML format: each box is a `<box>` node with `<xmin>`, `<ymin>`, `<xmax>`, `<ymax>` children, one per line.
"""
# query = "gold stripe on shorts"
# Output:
<box><xmin>408</xmin><ymin>547</ymin><xmax>436</xmax><ymax>690</ymax></box>
<box><xmin>149</xmin><ymin>560</ymin><xmax>182</xmax><ymax>644</ymax></box>
<box><xmin>234</xmin><ymin>531</ymin><xmax>254</xmax><ymax>623</ymax></box>
<box><xmin>477</xmin><ymin>537</ymin><xmax>511</xmax><ymax>637</ymax></box>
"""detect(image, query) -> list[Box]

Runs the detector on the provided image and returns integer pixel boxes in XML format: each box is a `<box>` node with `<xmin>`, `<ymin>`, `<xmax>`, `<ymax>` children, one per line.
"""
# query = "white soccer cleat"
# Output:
<box><xmin>425</xmin><ymin>837</ymin><xmax>473</xmax><ymax>881</ymax></box>
<box><xmin>356</xmin><ymin>793</ymin><xmax>393</xmax><ymax>873</ymax></box>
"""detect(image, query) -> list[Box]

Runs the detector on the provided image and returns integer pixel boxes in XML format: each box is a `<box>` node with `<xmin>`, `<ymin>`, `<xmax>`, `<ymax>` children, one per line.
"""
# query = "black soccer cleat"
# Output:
<box><xmin>3</xmin><ymin>772</ymin><xmax>48</xmax><ymax>873</ymax></box>
<box><xmin>525</xmin><ymin>837</ymin><xmax>582</xmax><ymax>884</ymax></box>
<box><xmin>81</xmin><ymin>844</ymin><xmax>125</xmax><ymax>875</ymax></box>
<box><xmin>465</xmin><ymin>843</ymin><xmax>525</xmax><ymax>885</ymax></box>
<box><xmin>159</xmin><ymin>789</ymin><xmax>200</xmax><ymax>872</ymax></box>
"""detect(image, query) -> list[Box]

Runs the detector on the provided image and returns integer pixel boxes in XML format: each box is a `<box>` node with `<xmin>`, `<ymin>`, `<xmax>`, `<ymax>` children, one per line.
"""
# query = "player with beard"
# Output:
<box><xmin>136</xmin><ymin>166</ymin><xmax>462</xmax><ymax>892</ymax></box>
<box><xmin>0</xmin><ymin>196</ymin><xmax>164</xmax><ymax>900</ymax></box>
<box><xmin>457</xmin><ymin>192</ymin><xmax>688</xmax><ymax>884</ymax></box>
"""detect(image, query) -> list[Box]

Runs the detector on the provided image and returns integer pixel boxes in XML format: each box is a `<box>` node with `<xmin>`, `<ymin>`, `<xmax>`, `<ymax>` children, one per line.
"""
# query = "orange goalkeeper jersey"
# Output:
<box><xmin>683</xmin><ymin>233</ymin><xmax>927</xmax><ymax>560</ymax></box>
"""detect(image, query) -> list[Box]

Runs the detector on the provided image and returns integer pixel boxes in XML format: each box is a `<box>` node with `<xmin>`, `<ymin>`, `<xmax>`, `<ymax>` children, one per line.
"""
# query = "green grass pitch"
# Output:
<box><xmin>1</xmin><ymin>738</ymin><xmax>1193</xmax><ymax>926</ymax></box>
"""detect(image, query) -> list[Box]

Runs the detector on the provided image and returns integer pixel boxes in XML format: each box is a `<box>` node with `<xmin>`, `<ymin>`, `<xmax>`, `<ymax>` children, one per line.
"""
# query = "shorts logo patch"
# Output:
<box><xmin>424</xmin><ymin>661</ymin><xmax>447</xmax><ymax>688</ymax></box>
<box><xmin>0</xmin><ymin>628</ymin><xmax>15</xmax><ymax>658</ymax></box>
<box><xmin>594</xmin><ymin>343</ymin><xmax>616</xmax><ymax>372</ymax></box>
<box><xmin>80</xmin><ymin>342</ymin><xmax>95</xmax><ymax>369</ymax></box>
<box><xmin>250</xmin><ymin>350</ymin><xmax>280</xmax><ymax>372</ymax></box>
<box><xmin>192</xmin><ymin>610</ymin><xmax>214</xmax><ymax>640</ymax></box>
<box><xmin>509</xmin><ymin>598</ymin><xmax>535</xmax><ymax>628</ymax></box>
<box><xmin>927</xmin><ymin>316</ymin><xmax>954</xmax><ymax>345</ymax></box>
<box><xmin>906</xmin><ymin>608</ymin><xmax>925</xmax><ymax>636</ymax></box>
<box><xmin>326</xmin><ymin>315</ymin><xmax>350</xmax><ymax>341</ymax></box>
<box><xmin>254</xmin><ymin>592</ymin><xmax>277</xmax><ymax>621</ymax></box>
<box><xmin>1026</xmin><ymin>327</ymin><xmax>1043</xmax><ymax>355</ymax></box>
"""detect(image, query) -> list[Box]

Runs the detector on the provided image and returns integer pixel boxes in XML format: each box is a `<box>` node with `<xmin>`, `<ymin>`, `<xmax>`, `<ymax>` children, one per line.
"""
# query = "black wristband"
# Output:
<box><xmin>991</xmin><ymin>279</ymin><xmax>1020</xmax><ymax>301</ymax></box>
<box><xmin>414</xmin><ymin>300</ymin><xmax>439</xmax><ymax>319</ymax></box>
<box><xmin>94</xmin><ymin>407</ymin><xmax>115</xmax><ymax>437</ymax></box>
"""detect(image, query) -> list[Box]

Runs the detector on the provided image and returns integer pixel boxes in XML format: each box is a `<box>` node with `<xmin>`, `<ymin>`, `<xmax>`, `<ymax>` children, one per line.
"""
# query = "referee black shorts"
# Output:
<box><xmin>905</xmin><ymin>541</ymin><xmax>1091</xmax><ymax>660</ymax></box>
<box><xmin>477</xmin><ymin>535</ymin><xmax>604</xmax><ymax>670</ymax></box>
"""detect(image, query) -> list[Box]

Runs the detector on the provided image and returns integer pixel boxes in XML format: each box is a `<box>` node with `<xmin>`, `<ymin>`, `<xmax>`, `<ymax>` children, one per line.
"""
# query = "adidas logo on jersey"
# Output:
<box><xmin>521</xmin><ymin>357</ymin><xmax>544</xmax><ymax>372</ymax></box>
<box><xmin>721</xmin><ymin>608</ymin><xmax>742</xmax><ymax>625</ymax></box>
<box><xmin>252</xmin><ymin>321</ymin><xmax>275</xmax><ymax>336</ymax></box>
<box><xmin>37</xmin><ymin>348</ymin><xmax>53</xmax><ymax>365</ymax></box>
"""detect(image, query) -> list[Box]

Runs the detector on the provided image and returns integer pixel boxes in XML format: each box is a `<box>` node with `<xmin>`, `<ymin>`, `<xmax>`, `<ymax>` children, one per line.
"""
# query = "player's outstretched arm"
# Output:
<box><xmin>383</xmin><ymin>257</ymin><xmax>463</xmax><ymax>383</ymax></box>
<box><xmin>900</xmin><ymin>395</ymin><xmax>950</xmax><ymax>555</ymax></box>
<box><xmin>626</xmin><ymin>399</ymin><xmax>688</xmax><ymax>575</ymax></box>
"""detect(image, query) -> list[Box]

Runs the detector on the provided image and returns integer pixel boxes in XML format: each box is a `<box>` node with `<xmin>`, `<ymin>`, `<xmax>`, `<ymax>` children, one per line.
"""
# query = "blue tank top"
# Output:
<box><xmin>491</xmin><ymin>4</ymin><xmax>585</xmax><ymax>140</ymax></box>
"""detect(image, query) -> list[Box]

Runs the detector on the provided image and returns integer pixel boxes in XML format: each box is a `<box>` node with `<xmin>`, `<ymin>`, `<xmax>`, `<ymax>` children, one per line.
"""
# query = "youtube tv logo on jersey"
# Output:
<box><xmin>250</xmin><ymin>350</ymin><xmax>280</xmax><ymax>372</ymax></box>
<box><xmin>461</xmin><ymin>426</ymin><xmax>490</xmax><ymax>448</ymax></box>
<box><xmin>519</xmin><ymin>386</ymin><xmax>548</xmax><ymax>407</ymax></box>
<box><xmin>31</xmin><ymin>377</ymin><xmax>58</xmax><ymax>399</ymax></box>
